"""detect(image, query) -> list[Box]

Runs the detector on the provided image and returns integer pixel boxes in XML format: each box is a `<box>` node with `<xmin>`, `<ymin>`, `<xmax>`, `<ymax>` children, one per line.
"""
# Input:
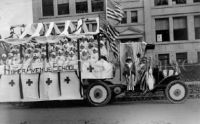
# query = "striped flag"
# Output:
<box><xmin>100</xmin><ymin>24</ymin><xmax>119</xmax><ymax>58</ymax></box>
<box><xmin>106</xmin><ymin>0</ymin><xmax>124</xmax><ymax>23</ymax></box>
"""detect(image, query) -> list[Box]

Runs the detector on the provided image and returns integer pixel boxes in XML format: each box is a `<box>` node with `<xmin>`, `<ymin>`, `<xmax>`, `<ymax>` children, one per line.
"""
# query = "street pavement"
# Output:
<box><xmin>0</xmin><ymin>99</ymin><xmax>199</xmax><ymax>124</ymax></box>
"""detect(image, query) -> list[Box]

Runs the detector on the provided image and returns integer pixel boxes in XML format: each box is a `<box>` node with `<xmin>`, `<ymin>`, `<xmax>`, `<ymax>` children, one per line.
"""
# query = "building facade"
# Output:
<box><xmin>32</xmin><ymin>0</ymin><xmax>200</xmax><ymax>65</ymax></box>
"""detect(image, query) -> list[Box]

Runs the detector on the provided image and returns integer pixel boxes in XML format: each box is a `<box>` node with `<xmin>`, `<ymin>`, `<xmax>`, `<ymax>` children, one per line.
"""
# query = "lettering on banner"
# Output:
<box><xmin>3</xmin><ymin>65</ymin><xmax>76</xmax><ymax>75</ymax></box>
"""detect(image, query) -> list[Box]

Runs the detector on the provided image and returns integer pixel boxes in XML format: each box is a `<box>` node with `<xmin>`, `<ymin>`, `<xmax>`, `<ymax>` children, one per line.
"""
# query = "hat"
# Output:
<box><xmin>2</xmin><ymin>54</ymin><xmax>7</xmax><ymax>58</ymax></box>
<box><xmin>34</xmin><ymin>48</ymin><xmax>40</xmax><ymax>53</ymax></box>
<box><xmin>69</xmin><ymin>51</ymin><xmax>74</xmax><ymax>57</ymax></box>
<box><xmin>88</xmin><ymin>43</ymin><xmax>94</xmax><ymax>49</ymax></box>
<box><xmin>92</xmin><ymin>48</ymin><xmax>98</xmax><ymax>54</ymax></box>
<box><xmin>58</xmin><ymin>49</ymin><xmax>63</xmax><ymax>54</ymax></box>
<box><xmin>125</xmin><ymin>57</ymin><xmax>132</xmax><ymax>63</ymax></box>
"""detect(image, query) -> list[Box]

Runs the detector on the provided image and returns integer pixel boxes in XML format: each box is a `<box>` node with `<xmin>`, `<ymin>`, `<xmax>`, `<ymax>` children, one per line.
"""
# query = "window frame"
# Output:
<box><xmin>173</xmin><ymin>16</ymin><xmax>188</xmax><ymax>41</ymax></box>
<box><xmin>198</xmin><ymin>52</ymin><xmax>200</xmax><ymax>63</ymax></box>
<box><xmin>176</xmin><ymin>52</ymin><xmax>188</xmax><ymax>64</ymax></box>
<box><xmin>75</xmin><ymin>0</ymin><xmax>88</xmax><ymax>14</ymax></box>
<box><xmin>57</xmin><ymin>0</ymin><xmax>70</xmax><ymax>15</ymax></box>
<box><xmin>194</xmin><ymin>15</ymin><xmax>200</xmax><ymax>39</ymax></box>
<box><xmin>42</xmin><ymin>0</ymin><xmax>54</xmax><ymax>16</ymax></box>
<box><xmin>194</xmin><ymin>0</ymin><xmax>200</xmax><ymax>3</ymax></box>
<box><xmin>91</xmin><ymin>0</ymin><xmax>104</xmax><ymax>12</ymax></box>
<box><xmin>121</xmin><ymin>11</ymin><xmax>127</xmax><ymax>24</ymax></box>
<box><xmin>131</xmin><ymin>11</ymin><xmax>138</xmax><ymax>23</ymax></box>
<box><xmin>154</xmin><ymin>0</ymin><xmax>168</xmax><ymax>6</ymax></box>
<box><xmin>158</xmin><ymin>53</ymin><xmax>170</xmax><ymax>67</ymax></box>
<box><xmin>172</xmin><ymin>0</ymin><xmax>186</xmax><ymax>4</ymax></box>
<box><xmin>155</xmin><ymin>18</ymin><xmax>170</xmax><ymax>42</ymax></box>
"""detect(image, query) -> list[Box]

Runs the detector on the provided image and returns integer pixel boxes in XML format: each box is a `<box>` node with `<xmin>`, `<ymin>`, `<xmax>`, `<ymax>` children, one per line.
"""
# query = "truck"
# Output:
<box><xmin>0</xmin><ymin>17</ymin><xmax>188</xmax><ymax>106</ymax></box>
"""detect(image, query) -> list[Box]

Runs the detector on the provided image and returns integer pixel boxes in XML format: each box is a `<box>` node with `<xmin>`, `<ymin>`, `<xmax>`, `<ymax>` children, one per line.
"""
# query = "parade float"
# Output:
<box><xmin>0</xmin><ymin>17</ymin><xmax>188</xmax><ymax>106</ymax></box>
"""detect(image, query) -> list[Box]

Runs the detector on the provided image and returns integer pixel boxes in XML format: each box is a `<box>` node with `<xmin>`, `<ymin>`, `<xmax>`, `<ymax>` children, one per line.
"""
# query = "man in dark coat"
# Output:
<box><xmin>123</xmin><ymin>57</ymin><xmax>136</xmax><ymax>91</ymax></box>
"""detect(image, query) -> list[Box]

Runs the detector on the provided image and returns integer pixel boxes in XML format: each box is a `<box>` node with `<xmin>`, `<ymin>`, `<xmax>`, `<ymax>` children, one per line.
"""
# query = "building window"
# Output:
<box><xmin>57</xmin><ymin>0</ymin><xmax>69</xmax><ymax>15</ymax></box>
<box><xmin>121</xmin><ymin>11</ymin><xmax>127</xmax><ymax>24</ymax></box>
<box><xmin>198</xmin><ymin>52</ymin><xmax>200</xmax><ymax>63</ymax></box>
<box><xmin>173</xmin><ymin>17</ymin><xmax>188</xmax><ymax>41</ymax></box>
<box><xmin>194</xmin><ymin>0</ymin><xmax>200</xmax><ymax>2</ymax></box>
<box><xmin>176</xmin><ymin>52</ymin><xmax>187</xmax><ymax>64</ymax></box>
<box><xmin>194</xmin><ymin>15</ymin><xmax>200</xmax><ymax>39</ymax></box>
<box><xmin>76</xmin><ymin>0</ymin><xmax>88</xmax><ymax>13</ymax></box>
<box><xmin>131</xmin><ymin>11</ymin><xmax>138</xmax><ymax>23</ymax></box>
<box><xmin>154</xmin><ymin>0</ymin><xmax>168</xmax><ymax>6</ymax></box>
<box><xmin>42</xmin><ymin>0</ymin><xmax>54</xmax><ymax>16</ymax></box>
<box><xmin>155</xmin><ymin>18</ymin><xmax>170</xmax><ymax>42</ymax></box>
<box><xmin>92</xmin><ymin>23</ymin><xmax>97</xmax><ymax>32</ymax></box>
<box><xmin>91</xmin><ymin>0</ymin><xmax>104</xmax><ymax>12</ymax></box>
<box><xmin>172</xmin><ymin>0</ymin><xmax>186</xmax><ymax>4</ymax></box>
<box><xmin>158</xmin><ymin>54</ymin><xmax>170</xmax><ymax>66</ymax></box>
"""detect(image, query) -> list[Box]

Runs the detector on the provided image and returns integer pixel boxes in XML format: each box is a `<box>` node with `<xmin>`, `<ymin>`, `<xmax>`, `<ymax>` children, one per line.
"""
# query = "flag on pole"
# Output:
<box><xmin>100</xmin><ymin>24</ymin><xmax>119</xmax><ymax>58</ymax></box>
<box><xmin>106</xmin><ymin>0</ymin><xmax>124</xmax><ymax>23</ymax></box>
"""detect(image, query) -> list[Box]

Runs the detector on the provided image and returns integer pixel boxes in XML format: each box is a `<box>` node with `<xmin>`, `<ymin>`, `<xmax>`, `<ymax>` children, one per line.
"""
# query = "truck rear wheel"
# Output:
<box><xmin>165</xmin><ymin>80</ymin><xmax>188</xmax><ymax>104</ymax></box>
<box><xmin>86</xmin><ymin>81</ymin><xmax>112</xmax><ymax>107</ymax></box>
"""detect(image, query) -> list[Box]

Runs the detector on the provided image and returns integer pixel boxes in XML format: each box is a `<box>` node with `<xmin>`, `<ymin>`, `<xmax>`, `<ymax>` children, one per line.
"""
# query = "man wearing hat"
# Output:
<box><xmin>123</xmin><ymin>57</ymin><xmax>136</xmax><ymax>91</ymax></box>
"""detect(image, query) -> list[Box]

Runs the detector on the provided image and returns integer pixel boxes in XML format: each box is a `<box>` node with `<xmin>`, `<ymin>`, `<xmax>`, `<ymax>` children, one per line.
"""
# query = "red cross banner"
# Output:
<box><xmin>81</xmin><ymin>60</ymin><xmax>113</xmax><ymax>79</ymax></box>
<box><xmin>39</xmin><ymin>72</ymin><xmax>60</xmax><ymax>100</ymax></box>
<box><xmin>81</xmin><ymin>61</ymin><xmax>96</xmax><ymax>79</ymax></box>
<box><xmin>0</xmin><ymin>74</ymin><xmax>21</xmax><ymax>102</ymax></box>
<box><xmin>59</xmin><ymin>71</ymin><xmax>82</xmax><ymax>100</ymax></box>
<box><xmin>21</xmin><ymin>74</ymin><xmax>39</xmax><ymax>100</ymax></box>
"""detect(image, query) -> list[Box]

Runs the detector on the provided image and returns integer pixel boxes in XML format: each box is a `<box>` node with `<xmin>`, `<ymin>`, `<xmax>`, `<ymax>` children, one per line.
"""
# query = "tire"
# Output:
<box><xmin>165</xmin><ymin>80</ymin><xmax>188</xmax><ymax>104</ymax></box>
<box><xmin>86</xmin><ymin>81</ymin><xmax>112</xmax><ymax>107</ymax></box>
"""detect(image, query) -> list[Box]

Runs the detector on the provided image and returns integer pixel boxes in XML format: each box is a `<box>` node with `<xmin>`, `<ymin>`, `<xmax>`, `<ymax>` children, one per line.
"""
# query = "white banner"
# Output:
<box><xmin>39</xmin><ymin>72</ymin><xmax>60</xmax><ymax>99</ymax></box>
<box><xmin>21</xmin><ymin>74</ymin><xmax>39</xmax><ymax>99</ymax></box>
<box><xmin>0</xmin><ymin>75</ymin><xmax>21</xmax><ymax>102</ymax></box>
<box><xmin>59</xmin><ymin>71</ymin><xmax>82</xmax><ymax>100</ymax></box>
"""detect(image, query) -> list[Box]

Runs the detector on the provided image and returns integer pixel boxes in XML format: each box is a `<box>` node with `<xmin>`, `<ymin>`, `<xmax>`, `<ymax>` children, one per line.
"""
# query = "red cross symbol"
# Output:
<box><xmin>87</xmin><ymin>65</ymin><xmax>94</xmax><ymax>72</ymax></box>
<box><xmin>64</xmin><ymin>77</ymin><xmax>71</xmax><ymax>84</ymax></box>
<box><xmin>26</xmin><ymin>79</ymin><xmax>33</xmax><ymax>86</ymax></box>
<box><xmin>46</xmin><ymin>78</ymin><xmax>52</xmax><ymax>85</ymax></box>
<box><xmin>9</xmin><ymin>80</ymin><xmax>15</xmax><ymax>87</ymax></box>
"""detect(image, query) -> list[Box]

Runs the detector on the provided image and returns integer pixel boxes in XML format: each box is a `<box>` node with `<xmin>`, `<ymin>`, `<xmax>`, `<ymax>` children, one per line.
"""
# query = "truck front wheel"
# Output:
<box><xmin>86</xmin><ymin>82</ymin><xmax>112</xmax><ymax>107</ymax></box>
<box><xmin>165</xmin><ymin>80</ymin><xmax>188</xmax><ymax>104</ymax></box>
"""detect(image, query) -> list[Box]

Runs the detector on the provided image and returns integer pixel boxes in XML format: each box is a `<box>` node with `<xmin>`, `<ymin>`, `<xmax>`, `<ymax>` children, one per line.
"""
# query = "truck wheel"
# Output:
<box><xmin>86</xmin><ymin>82</ymin><xmax>112</xmax><ymax>107</ymax></box>
<box><xmin>165</xmin><ymin>80</ymin><xmax>188</xmax><ymax>104</ymax></box>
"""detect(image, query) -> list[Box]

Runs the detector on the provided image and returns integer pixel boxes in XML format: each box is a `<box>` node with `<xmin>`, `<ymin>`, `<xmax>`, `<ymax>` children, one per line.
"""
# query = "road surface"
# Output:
<box><xmin>0</xmin><ymin>99</ymin><xmax>199</xmax><ymax>124</ymax></box>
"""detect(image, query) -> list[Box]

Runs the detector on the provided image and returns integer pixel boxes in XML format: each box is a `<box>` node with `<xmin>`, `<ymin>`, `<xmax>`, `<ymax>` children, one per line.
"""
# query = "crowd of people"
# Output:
<box><xmin>0</xmin><ymin>36</ymin><xmax>112</xmax><ymax>75</ymax></box>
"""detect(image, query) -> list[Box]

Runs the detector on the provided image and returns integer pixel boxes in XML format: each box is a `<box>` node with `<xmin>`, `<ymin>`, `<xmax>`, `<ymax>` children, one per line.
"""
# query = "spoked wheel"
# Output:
<box><xmin>86</xmin><ymin>82</ymin><xmax>112</xmax><ymax>107</ymax></box>
<box><xmin>165</xmin><ymin>80</ymin><xmax>188</xmax><ymax>104</ymax></box>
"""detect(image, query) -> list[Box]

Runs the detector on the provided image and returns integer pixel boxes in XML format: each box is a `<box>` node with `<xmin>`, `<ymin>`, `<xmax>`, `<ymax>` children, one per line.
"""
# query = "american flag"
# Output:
<box><xmin>100</xmin><ymin>24</ymin><xmax>119</xmax><ymax>58</ymax></box>
<box><xmin>106</xmin><ymin>0</ymin><xmax>124</xmax><ymax>23</ymax></box>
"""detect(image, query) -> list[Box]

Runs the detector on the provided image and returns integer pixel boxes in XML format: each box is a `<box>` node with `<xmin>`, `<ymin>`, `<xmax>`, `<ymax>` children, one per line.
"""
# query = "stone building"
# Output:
<box><xmin>32</xmin><ymin>0</ymin><xmax>200</xmax><ymax>65</ymax></box>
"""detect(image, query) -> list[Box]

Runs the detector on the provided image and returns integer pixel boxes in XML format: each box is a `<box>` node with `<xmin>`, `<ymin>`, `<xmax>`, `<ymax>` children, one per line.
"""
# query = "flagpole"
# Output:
<box><xmin>105</xmin><ymin>0</ymin><xmax>108</xmax><ymax>21</ymax></box>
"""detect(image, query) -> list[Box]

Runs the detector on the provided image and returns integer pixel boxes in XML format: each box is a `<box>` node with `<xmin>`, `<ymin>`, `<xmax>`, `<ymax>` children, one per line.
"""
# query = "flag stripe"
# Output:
<box><xmin>106</xmin><ymin>0</ymin><xmax>124</xmax><ymax>23</ymax></box>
